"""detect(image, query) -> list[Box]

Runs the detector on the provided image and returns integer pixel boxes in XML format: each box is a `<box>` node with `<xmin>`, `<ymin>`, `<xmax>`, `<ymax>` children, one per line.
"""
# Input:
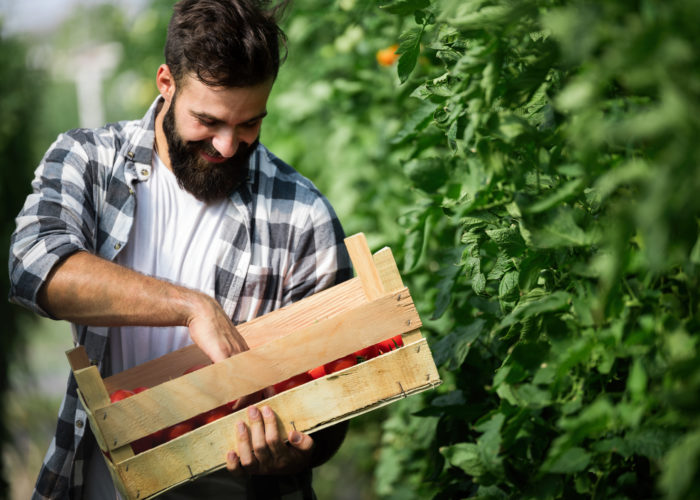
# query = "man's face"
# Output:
<box><xmin>160</xmin><ymin>74</ymin><xmax>273</xmax><ymax>202</ymax></box>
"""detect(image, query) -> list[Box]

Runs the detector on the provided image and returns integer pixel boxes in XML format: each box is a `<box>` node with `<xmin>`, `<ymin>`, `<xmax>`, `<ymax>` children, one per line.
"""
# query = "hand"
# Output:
<box><xmin>226</xmin><ymin>405</ymin><xmax>314</xmax><ymax>476</ymax></box>
<box><xmin>186</xmin><ymin>292</ymin><xmax>249</xmax><ymax>362</ymax></box>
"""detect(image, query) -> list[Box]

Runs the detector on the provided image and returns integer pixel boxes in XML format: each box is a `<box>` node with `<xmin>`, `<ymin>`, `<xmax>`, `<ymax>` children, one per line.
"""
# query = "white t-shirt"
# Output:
<box><xmin>110</xmin><ymin>152</ymin><xmax>229</xmax><ymax>372</ymax></box>
<box><xmin>85</xmin><ymin>152</ymin><xmax>232</xmax><ymax>499</ymax></box>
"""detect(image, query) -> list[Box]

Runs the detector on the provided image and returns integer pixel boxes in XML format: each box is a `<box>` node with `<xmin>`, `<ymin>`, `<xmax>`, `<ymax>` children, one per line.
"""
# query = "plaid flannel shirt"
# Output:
<box><xmin>8</xmin><ymin>97</ymin><xmax>352</xmax><ymax>500</ymax></box>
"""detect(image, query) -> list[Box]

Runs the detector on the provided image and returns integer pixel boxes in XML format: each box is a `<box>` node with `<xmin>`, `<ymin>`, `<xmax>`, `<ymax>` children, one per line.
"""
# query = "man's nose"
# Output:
<box><xmin>211</xmin><ymin>129</ymin><xmax>238</xmax><ymax>158</ymax></box>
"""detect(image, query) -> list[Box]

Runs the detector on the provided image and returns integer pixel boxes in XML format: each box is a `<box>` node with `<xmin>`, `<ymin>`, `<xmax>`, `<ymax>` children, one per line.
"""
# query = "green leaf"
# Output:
<box><xmin>441</xmin><ymin>442</ymin><xmax>486</xmax><ymax>476</ymax></box>
<box><xmin>404</xmin><ymin>157</ymin><xmax>449</xmax><ymax>192</ymax></box>
<box><xmin>498</xmin><ymin>270</ymin><xmax>519</xmax><ymax>301</ymax></box>
<box><xmin>432</xmin><ymin>319</ymin><xmax>486</xmax><ymax>369</ymax></box>
<box><xmin>380</xmin><ymin>0</ymin><xmax>430</xmax><ymax>16</ymax></box>
<box><xmin>485</xmin><ymin>226</ymin><xmax>525</xmax><ymax>255</ymax></box>
<box><xmin>526</xmin><ymin>207</ymin><xmax>598</xmax><ymax>248</ymax></box>
<box><xmin>472</xmin><ymin>272</ymin><xmax>487</xmax><ymax>295</ymax></box>
<box><xmin>475</xmin><ymin>413</ymin><xmax>505</xmax><ymax>474</ymax></box>
<box><xmin>660</xmin><ymin>429</ymin><xmax>700</xmax><ymax>500</ymax></box>
<box><xmin>487</xmin><ymin>251</ymin><xmax>513</xmax><ymax>281</ymax></box>
<box><xmin>396</xmin><ymin>27</ymin><xmax>423</xmax><ymax>83</ymax></box>
<box><xmin>544</xmin><ymin>446</ymin><xmax>591</xmax><ymax>474</ymax></box>
<box><xmin>431</xmin><ymin>390</ymin><xmax>466</xmax><ymax>407</ymax></box>
<box><xmin>526</xmin><ymin>178</ymin><xmax>585</xmax><ymax>214</ymax></box>
<box><xmin>626</xmin><ymin>358</ymin><xmax>647</xmax><ymax>402</ymax></box>
<box><xmin>390</xmin><ymin>102</ymin><xmax>435</xmax><ymax>144</ymax></box>
<box><xmin>449</xmin><ymin>5</ymin><xmax>516</xmax><ymax>30</ymax></box>
<box><xmin>500</xmin><ymin>291</ymin><xmax>571</xmax><ymax>328</ymax></box>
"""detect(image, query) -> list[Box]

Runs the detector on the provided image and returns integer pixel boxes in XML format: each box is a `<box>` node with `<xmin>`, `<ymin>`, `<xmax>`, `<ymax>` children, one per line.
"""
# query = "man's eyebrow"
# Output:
<box><xmin>191</xmin><ymin>110</ymin><xmax>268</xmax><ymax>124</ymax></box>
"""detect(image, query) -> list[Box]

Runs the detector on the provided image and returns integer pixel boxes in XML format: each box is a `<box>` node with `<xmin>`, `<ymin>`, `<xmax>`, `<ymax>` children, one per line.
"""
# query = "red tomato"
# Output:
<box><xmin>183</xmin><ymin>363</ymin><xmax>210</xmax><ymax>375</ymax></box>
<box><xmin>377</xmin><ymin>335</ymin><xmax>404</xmax><ymax>353</ymax></box>
<box><xmin>354</xmin><ymin>344</ymin><xmax>382</xmax><ymax>361</ymax></box>
<box><xmin>109</xmin><ymin>389</ymin><xmax>134</xmax><ymax>403</ymax></box>
<box><xmin>131</xmin><ymin>435</ymin><xmax>154</xmax><ymax>454</ymax></box>
<box><xmin>200</xmin><ymin>406</ymin><xmax>231</xmax><ymax>425</ymax></box>
<box><xmin>324</xmin><ymin>354</ymin><xmax>357</xmax><ymax>374</ymax></box>
<box><xmin>274</xmin><ymin>372</ymin><xmax>313</xmax><ymax>394</ymax></box>
<box><xmin>165</xmin><ymin>421</ymin><xmax>195</xmax><ymax>441</ymax></box>
<box><xmin>376</xmin><ymin>44</ymin><xmax>400</xmax><ymax>67</ymax></box>
<box><xmin>307</xmin><ymin>365</ymin><xmax>327</xmax><ymax>379</ymax></box>
<box><xmin>132</xmin><ymin>386</ymin><xmax>149</xmax><ymax>394</ymax></box>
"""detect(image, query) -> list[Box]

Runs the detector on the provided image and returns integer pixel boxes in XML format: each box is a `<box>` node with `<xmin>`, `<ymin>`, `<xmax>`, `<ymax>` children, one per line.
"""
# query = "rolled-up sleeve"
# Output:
<box><xmin>8</xmin><ymin>130</ymin><xmax>98</xmax><ymax>316</ymax></box>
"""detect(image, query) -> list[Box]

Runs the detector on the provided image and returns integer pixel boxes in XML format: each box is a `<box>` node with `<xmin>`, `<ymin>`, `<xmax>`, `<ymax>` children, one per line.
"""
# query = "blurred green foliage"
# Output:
<box><xmin>6</xmin><ymin>0</ymin><xmax>700</xmax><ymax>498</ymax></box>
<box><xmin>0</xmin><ymin>24</ymin><xmax>47</xmax><ymax>499</ymax></box>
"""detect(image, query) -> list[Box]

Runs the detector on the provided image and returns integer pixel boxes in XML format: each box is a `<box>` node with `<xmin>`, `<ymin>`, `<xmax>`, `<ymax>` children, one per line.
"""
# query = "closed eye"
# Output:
<box><xmin>240</xmin><ymin>119</ymin><xmax>262</xmax><ymax>129</ymax></box>
<box><xmin>197</xmin><ymin>117</ymin><xmax>218</xmax><ymax>127</ymax></box>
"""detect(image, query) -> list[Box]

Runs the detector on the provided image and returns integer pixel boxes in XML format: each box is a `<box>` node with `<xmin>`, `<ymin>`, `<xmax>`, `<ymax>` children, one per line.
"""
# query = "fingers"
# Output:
<box><xmin>261</xmin><ymin>406</ymin><xmax>287</xmax><ymax>458</ymax></box>
<box><xmin>247</xmin><ymin>407</ymin><xmax>273</xmax><ymax>465</ymax></box>
<box><xmin>225</xmin><ymin>449</ymin><xmax>243</xmax><ymax>476</ymax></box>
<box><xmin>288</xmin><ymin>429</ymin><xmax>314</xmax><ymax>453</ymax></box>
<box><xmin>227</xmin><ymin>405</ymin><xmax>313</xmax><ymax>477</ymax></box>
<box><xmin>187</xmin><ymin>293</ymin><xmax>249</xmax><ymax>362</ymax></box>
<box><xmin>234</xmin><ymin>419</ymin><xmax>259</xmax><ymax>474</ymax></box>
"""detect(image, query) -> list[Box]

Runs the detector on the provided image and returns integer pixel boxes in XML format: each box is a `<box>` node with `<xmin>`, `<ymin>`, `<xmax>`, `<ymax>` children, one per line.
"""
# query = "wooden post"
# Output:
<box><xmin>373</xmin><ymin>246</ymin><xmax>424</xmax><ymax>344</ymax></box>
<box><xmin>345</xmin><ymin>233</ymin><xmax>385</xmax><ymax>300</ymax></box>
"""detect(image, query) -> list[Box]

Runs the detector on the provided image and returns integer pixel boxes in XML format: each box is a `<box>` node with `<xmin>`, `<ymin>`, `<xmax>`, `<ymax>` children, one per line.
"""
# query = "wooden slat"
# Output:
<box><xmin>74</xmin><ymin>365</ymin><xmax>111</xmax><ymax>410</ymax></box>
<box><xmin>77</xmin><ymin>389</ymin><xmax>109</xmax><ymax>452</ymax></box>
<box><xmin>96</xmin><ymin>289</ymin><xmax>421</xmax><ymax>449</ymax></box>
<box><xmin>75</xmin><ymin>369</ymin><xmax>136</xmax><ymax>461</ymax></box>
<box><xmin>373</xmin><ymin>246</ymin><xmax>424</xmax><ymax>344</ymax></box>
<box><xmin>66</xmin><ymin>346</ymin><xmax>90</xmax><ymax>371</ymax></box>
<box><xmin>372</xmin><ymin>247</ymin><xmax>404</xmax><ymax>292</ymax></box>
<box><xmin>116</xmin><ymin>338</ymin><xmax>441</xmax><ymax>500</ymax></box>
<box><xmin>103</xmin><ymin>278</ymin><xmax>367</xmax><ymax>393</ymax></box>
<box><xmin>345</xmin><ymin>233</ymin><xmax>385</xmax><ymax>300</ymax></box>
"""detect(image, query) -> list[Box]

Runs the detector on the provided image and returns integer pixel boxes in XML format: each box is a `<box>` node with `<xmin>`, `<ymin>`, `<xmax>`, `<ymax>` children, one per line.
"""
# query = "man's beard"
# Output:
<box><xmin>161</xmin><ymin>96</ymin><xmax>259</xmax><ymax>203</ymax></box>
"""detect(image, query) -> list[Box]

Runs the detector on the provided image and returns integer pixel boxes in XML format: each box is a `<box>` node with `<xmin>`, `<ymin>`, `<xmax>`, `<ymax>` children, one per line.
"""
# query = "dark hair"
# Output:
<box><xmin>165</xmin><ymin>0</ymin><xmax>289</xmax><ymax>88</ymax></box>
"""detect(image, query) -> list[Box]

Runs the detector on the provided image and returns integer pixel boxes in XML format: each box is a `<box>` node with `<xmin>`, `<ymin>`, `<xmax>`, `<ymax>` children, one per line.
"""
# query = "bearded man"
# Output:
<box><xmin>8</xmin><ymin>1</ymin><xmax>351</xmax><ymax>499</ymax></box>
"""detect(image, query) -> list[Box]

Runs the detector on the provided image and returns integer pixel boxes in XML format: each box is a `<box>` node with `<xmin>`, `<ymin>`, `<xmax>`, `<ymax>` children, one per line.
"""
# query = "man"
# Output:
<box><xmin>8</xmin><ymin>0</ymin><xmax>352</xmax><ymax>498</ymax></box>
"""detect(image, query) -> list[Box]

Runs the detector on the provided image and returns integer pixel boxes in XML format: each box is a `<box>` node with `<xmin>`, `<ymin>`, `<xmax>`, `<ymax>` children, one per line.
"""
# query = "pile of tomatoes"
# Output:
<box><xmin>108</xmin><ymin>363</ymin><xmax>241</xmax><ymax>454</ymax></box>
<box><xmin>107</xmin><ymin>334</ymin><xmax>404</xmax><ymax>454</ymax></box>
<box><xmin>273</xmin><ymin>333</ymin><xmax>405</xmax><ymax>393</ymax></box>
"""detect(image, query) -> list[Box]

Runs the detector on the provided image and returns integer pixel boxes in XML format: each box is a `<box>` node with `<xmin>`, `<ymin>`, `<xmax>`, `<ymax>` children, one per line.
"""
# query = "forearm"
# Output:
<box><xmin>37</xmin><ymin>251</ymin><xmax>201</xmax><ymax>327</ymax></box>
<box><xmin>38</xmin><ymin>251</ymin><xmax>249</xmax><ymax>362</ymax></box>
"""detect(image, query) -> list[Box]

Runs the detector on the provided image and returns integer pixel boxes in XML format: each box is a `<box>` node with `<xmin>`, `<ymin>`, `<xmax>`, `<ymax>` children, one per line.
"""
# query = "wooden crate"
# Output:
<box><xmin>67</xmin><ymin>233</ymin><xmax>441</xmax><ymax>499</ymax></box>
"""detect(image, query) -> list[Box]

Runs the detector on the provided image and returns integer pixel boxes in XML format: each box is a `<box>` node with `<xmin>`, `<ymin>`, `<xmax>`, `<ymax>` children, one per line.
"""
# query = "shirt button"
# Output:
<box><xmin>114</xmin><ymin>243</ymin><xmax>122</xmax><ymax>250</ymax></box>
<box><xmin>76</xmin><ymin>420</ymin><xmax>84</xmax><ymax>429</ymax></box>
<box><xmin>127</xmin><ymin>151</ymin><xmax>135</xmax><ymax>159</ymax></box>
<box><xmin>141</xmin><ymin>169</ymin><xmax>149</xmax><ymax>177</ymax></box>
<box><xmin>129</xmin><ymin>188</ymin><xmax>135</xmax><ymax>195</ymax></box>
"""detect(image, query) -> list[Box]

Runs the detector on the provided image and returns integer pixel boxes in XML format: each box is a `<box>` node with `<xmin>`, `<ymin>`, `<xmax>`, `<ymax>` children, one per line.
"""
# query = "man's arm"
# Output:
<box><xmin>38</xmin><ymin>251</ymin><xmax>248</xmax><ymax>362</ymax></box>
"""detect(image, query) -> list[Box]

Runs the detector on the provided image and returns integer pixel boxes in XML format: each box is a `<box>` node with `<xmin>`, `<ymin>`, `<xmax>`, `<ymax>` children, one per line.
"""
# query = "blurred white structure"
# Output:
<box><xmin>57</xmin><ymin>42</ymin><xmax>122</xmax><ymax>128</ymax></box>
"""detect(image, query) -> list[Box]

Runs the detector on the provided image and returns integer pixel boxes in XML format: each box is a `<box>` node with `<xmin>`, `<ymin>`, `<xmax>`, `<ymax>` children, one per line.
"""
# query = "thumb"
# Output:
<box><xmin>288</xmin><ymin>430</ymin><xmax>314</xmax><ymax>452</ymax></box>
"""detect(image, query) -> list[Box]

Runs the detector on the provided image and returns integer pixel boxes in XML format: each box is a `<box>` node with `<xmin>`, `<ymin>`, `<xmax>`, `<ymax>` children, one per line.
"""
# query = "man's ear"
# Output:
<box><xmin>156</xmin><ymin>64</ymin><xmax>176</xmax><ymax>104</ymax></box>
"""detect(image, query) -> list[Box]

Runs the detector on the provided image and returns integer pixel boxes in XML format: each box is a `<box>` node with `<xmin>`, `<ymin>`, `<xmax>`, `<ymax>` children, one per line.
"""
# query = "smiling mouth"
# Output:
<box><xmin>200</xmin><ymin>150</ymin><xmax>227</xmax><ymax>164</ymax></box>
